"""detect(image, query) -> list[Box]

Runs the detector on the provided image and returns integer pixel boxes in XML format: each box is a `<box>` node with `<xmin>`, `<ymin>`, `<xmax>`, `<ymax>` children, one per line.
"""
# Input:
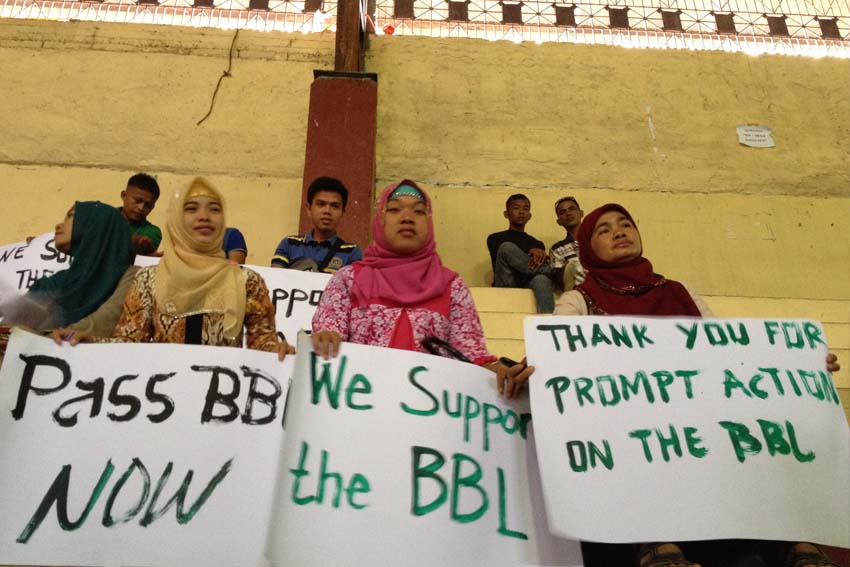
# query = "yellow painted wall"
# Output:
<box><xmin>0</xmin><ymin>19</ymin><xmax>335</xmax><ymax>263</ymax></box>
<box><xmin>367</xmin><ymin>36</ymin><xmax>849</xmax><ymax>417</ymax></box>
<box><xmin>369</xmin><ymin>37</ymin><xmax>849</xmax><ymax>200</ymax></box>
<box><xmin>367</xmin><ymin>36</ymin><xmax>850</xmax><ymax>286</ymax></box>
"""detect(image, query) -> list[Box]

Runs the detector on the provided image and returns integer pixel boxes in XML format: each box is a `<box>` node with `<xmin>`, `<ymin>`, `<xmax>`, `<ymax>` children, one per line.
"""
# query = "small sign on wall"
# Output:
<box><xmin>737</xmin><ymin>125</ymin><xmax>776</xmax><ymax>148</ymax></box>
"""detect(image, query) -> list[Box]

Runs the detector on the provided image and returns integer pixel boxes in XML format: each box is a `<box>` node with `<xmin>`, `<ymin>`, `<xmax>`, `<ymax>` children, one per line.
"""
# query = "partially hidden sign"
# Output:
<box><xmin>135</xmin><ymin>256</ymin><xmax>331</xmax><ymax>344</ymax></box>
<box><xmin>525</xmin><ymin>315</ymin><xmax>850</xmax><ymax>547</ymax></box>
<box><xmin>250</xmin><ymin>266</ymin><xmax>330</xmax><ymax>344</ymax></box>
<box><xmin>0</xmin><ymin>233</ymin><xmax>71</xmax><ymax>293</ymax></box>
<box><xmin>0</xmin><ymin>238</ymin><xmax>329</xmax><ymax>341</ymax></box>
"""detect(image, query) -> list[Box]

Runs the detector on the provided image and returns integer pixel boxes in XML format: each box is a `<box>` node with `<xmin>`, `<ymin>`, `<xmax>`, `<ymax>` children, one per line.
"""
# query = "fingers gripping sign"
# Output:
<box><xmin>491</xmin><ymin>357</ymin><xmax>535</xmax><ymax>399</ymax></box>
<box><xmin>312</xmin><ymin>330</ymin><xmax>342</xmax><ymax>360</ymax></box>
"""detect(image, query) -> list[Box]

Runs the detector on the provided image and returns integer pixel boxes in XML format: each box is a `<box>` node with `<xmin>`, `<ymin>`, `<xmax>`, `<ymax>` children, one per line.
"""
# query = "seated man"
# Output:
<box><xmin>548</xmin><ymin>196</ymin><xmax>586</xmax><ymax>292</ymax></box>
<box><xmin>486</xmin><ymin>193</ymin><xmax>554</xmax><ymax>313</ymax></box>
<box><xmin>271</xmin><ymin>177</ymin><xmax>362</xmax><ymax>273</ymax></box>
<box><xmin>119</xmin><ymin>173</ymin><xmax>162</xmax><ymax>256</ymax></box>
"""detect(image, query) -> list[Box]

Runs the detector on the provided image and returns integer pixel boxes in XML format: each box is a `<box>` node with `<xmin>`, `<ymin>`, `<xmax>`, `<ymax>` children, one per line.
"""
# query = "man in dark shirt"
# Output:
<box><xmin>271</xmin><ymin>177</ymin><xmax>362</xmax><ymax>273</ymax></box>
<box><xmin>486</xmin><ymin>193</ymin><xmax>554</xmax><ymax>313</ymax></box>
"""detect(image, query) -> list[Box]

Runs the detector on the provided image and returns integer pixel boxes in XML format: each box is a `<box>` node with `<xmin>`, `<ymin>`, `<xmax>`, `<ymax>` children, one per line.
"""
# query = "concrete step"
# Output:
<box><xmin>470</xmin><ymin>287</ymin><xmax>537</xmax><ymax>314</ymax></box>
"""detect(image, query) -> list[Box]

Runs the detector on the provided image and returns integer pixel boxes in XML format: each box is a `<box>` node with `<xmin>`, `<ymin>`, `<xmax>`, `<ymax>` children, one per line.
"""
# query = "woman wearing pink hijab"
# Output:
<box><xmin>312</xmin><ymin>180</ymin><xmax>532</xmax><ymax>397</ymax></box>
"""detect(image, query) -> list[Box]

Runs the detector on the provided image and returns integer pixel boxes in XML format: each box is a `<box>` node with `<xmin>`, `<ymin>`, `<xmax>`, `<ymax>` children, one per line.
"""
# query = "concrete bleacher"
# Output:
<box><xmin>469</xmin><ymin>287</ymin><xmax>850</xmax><ymax>422</ymax></box>
<box><xmin>471</xmin><ymin>287</ymin><xmax>535</xmax><ymax>362</ymax></box>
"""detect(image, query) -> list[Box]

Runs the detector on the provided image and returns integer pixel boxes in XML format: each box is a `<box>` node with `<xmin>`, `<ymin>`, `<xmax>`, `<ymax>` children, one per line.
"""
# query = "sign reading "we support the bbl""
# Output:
<box><xmin>267</xmin><ymin>334</ymin><xmax>583</xmax><ymax>567</ymax></box>
<box><xmin>525</xmin><ymin>316</ymin><xmax>850</xmax><ymax>547</ymax></box>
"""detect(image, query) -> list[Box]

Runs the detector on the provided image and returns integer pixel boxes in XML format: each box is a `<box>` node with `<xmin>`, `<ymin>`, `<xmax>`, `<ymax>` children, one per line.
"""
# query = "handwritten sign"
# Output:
<box><xmin>0</xmin><ymin>232</ymin><xmax>71</xmax><ymax>293</ymax></box>
<box><xmin>525</xmin><ymin>316</ymin><xmax>850</xmax><ymax>546</ymax></box>
<box><xmin>267</xmin><ymin>333</ymin><xmax>583</xmax><ymax>566</ymax></box>
<box><xmin>0</xmin><ymin>329</ymin><xmax>292</xmax><ymax>567</ymax></box>
<box><xmin>134</xmin><ymin>257</ymin><xmax>330</xmax><ymax>343</ymax></box>
<box><xmin>250</xmin><ymin>266</ymin><xmax>330</xmax><ymax>343</ymax></box>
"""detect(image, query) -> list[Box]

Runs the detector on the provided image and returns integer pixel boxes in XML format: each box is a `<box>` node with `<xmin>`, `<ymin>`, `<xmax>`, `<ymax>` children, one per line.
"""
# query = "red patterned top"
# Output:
<box><xmin>102</xmin><ymin>266</ymin><xmax>279</xmax><ymax>352</ymax></box>
<box><xmin>312</xmin><ymin>265</ymin><xmax>496</xmax><ymax>365</ymax></box>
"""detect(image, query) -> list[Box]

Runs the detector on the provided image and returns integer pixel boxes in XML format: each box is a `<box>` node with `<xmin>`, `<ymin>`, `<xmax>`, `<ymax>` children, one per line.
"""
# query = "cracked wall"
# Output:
<box><xmin>0</xmin><ymin>19</ymin><xmax>335</xmax><ymax>264</ymax></box>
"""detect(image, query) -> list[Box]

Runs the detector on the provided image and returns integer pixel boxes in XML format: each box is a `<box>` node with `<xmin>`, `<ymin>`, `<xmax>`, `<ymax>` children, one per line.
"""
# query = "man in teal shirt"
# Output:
<box><xmin>119</xmin><ymin>173</ymin><xmax>162</xmax><ymax>255</ymax></box>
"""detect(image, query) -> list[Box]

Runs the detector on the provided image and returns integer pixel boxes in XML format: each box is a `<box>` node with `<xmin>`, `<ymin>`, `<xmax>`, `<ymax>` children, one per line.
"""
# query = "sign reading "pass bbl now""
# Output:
<box><xmin>0</xmin><ymin>329</ymin><xmax>291</xmax><ymax>567</ymax></box>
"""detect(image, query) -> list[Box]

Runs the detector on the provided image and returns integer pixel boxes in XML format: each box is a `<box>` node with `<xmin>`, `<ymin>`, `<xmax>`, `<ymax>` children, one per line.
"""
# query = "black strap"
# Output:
<box><xmin>316</xmin><ymin>239</ymin><xmax>346</xmax><ymax>272</ymax></box>
<box><xmin>420</xmin><ymin>337</ymin><xmax>471</xmax><ymax>363</ymax></box>
<box><xmin>185</xmin><ymin>314</ymin><xmax>203</xmax><ymax>345</ymax></box>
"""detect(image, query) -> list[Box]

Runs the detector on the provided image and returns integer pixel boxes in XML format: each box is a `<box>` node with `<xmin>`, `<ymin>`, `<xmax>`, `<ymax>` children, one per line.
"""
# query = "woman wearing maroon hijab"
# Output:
<box><xmin>555</xmin><ymin>203</ymin><xmax>710</xmax><ymax>318</ymax></box>
<box><xmin>312</xmin><ymin>180</ymin><xmax>533</xmax><ymax>398</ymax></box>
<box><xmin>555</xmin><ymin>204</ymin><xmax>840</xmax><ymax>567</ymax></box>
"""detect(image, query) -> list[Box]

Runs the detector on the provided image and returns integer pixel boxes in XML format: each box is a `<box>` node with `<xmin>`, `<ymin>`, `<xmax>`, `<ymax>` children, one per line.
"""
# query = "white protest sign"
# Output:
<box><xmin>0</xmin><ymin>232</ymin><xmax>71</xmax><ymax>293</ymax></box>
<box><xmin>267</xmin><ymin>333</ymin><xmax>583</xmax><ymax>567</ymax></box>
<box><xmin>525</xmin><ymin>316</ymin><xmax>850</xmax><ymax>546</ymax></box>
<box><xmin>250</xmin><ymin>266</ymin><xmax>330</xmax><ymax>343</ymax></box>
<box><xmin>133</xmin><ymin>257</ymin><xmax>330</xmax><ymax>342</ymax></box>
<box><xmin>0</xmin><ymin>329</ymin><xmax>292</xmax><ymax>567</ymax></box>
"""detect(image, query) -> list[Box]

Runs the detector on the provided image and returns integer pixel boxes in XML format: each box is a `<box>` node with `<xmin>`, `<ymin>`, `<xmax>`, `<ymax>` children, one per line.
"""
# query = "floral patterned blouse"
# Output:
<box><xmin>104</xmin><ymin>266</ymin><xmax>279</xmax><ymax>352</ymax></box>
<box><xmin>312</xmin><ymin>265</ymin><xmax>496</xmax><ymax>365</ymax></box>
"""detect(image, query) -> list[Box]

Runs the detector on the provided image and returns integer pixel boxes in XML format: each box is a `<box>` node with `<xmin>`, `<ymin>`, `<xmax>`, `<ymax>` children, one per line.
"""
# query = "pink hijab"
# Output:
<box><xmin>352</xmin><ymin>180</ymin><xmax>457</xmax><ymax>311</ymax></box>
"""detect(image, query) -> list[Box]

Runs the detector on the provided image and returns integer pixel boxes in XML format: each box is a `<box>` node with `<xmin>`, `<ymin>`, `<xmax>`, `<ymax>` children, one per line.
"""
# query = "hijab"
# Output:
<box><xmin>576</xmin><ymin>203</ymin><xmax>701</xmax><ymax>317</ymax></box>
<box><xmin>155</xmin><ymin>177</ymin><xmax>246</xmax><ymax>340</ymax></box>
<box><xmin>28</xmin><ymin>201</ymin><xmax>132</xmax><ymax>327</ymax></box>
<box><xmin>352</xmin><ymin>180</ymin><xmax>457</xmax><ymax>350</ymax></box>
<box><xmin>352</xmin><ymin>180</ymin><xmax>457</xmax><ymax>308</ymax></box>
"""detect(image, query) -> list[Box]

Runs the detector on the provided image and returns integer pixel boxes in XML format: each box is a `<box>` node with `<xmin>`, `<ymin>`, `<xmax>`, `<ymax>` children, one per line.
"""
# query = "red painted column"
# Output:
<box><xmin>298</xmin><ymin>70</ymin><xmax>378</xmax><ymax>250</ymax></box>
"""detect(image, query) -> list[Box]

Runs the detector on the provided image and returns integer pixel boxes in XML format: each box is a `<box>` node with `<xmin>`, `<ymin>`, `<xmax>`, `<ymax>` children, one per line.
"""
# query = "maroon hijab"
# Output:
<box><xmin>576</xmin><ymin>203</ymin><xmax>701</xmax><ymax>317</ymax></box>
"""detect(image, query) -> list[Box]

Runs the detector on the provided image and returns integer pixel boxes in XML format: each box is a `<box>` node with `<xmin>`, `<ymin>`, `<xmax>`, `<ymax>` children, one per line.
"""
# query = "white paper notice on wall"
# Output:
<box><xmin>737</xmin><ymin>125</ymin><xmax>776</xmax><ymax>148</ymax></box>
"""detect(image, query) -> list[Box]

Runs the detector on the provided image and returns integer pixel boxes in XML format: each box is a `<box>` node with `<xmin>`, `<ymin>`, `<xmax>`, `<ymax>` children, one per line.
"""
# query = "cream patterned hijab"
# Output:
<box><xmin>155</xmin><ymin>177</ymin><xmax>246</xmax><ymax>340</ymax></box>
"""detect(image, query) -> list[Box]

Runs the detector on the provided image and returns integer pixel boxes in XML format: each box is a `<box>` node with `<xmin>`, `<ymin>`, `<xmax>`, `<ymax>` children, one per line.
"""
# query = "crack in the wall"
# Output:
<box><xmin>375</xmin><ymin>178</ymin><xmax>850</xmax><ymax>199</ymax></box>
<box><xmin>0</xmin><ymin>20</ymin><xmax>335</xmax><ymax>62</ymax></box>
<box><xmin>0</xmin><ymin>159</ymin><xmax>299</xmax><ymax>181</ymax></box>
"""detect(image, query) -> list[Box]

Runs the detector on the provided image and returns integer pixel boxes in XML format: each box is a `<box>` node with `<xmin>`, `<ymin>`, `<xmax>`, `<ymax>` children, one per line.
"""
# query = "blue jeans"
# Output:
<box><xmin>493</xmin><ymin>242</ymin><xmax>554</xmax><ymax>313</ymax></box>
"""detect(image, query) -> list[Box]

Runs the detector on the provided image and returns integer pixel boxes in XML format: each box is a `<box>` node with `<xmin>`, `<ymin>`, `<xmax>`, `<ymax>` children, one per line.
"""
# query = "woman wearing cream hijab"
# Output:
<box><xmin>63</xmin><ymin>178</ymin><xmax>291</xmax><ymax>358</ymax></box>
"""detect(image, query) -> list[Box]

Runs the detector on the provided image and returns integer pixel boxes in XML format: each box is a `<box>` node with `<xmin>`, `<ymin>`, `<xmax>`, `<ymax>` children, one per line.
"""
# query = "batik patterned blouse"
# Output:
<box><xmin>105</xmin><ymin>266</ymin><xmax>279</xmax><ymax>351</ymax></box>
<box><xmin>312</xmin><ymin>265</ymin><xmax>496</xmax><ymax>365</ymax></box>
